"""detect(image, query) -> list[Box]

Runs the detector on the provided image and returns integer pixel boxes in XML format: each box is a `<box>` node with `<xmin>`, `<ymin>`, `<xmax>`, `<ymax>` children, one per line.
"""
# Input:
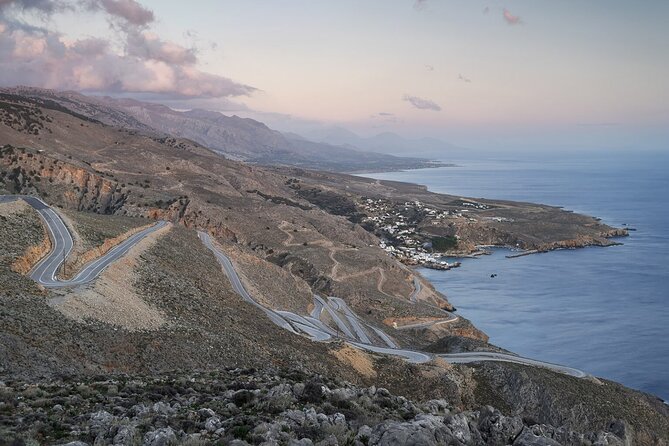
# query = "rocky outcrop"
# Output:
<box><xmin>0</xmin><ymin>146</ymin><xmax>127</xmax><ymax>213</ymax></box>
<box><xmin>473</xmin><ymin>363</ymin><xmax>669</xmax><ymax>445</ymax></box>
<box><xmin>536</xmin><ymin>231</ymin><xmax>628</xmax><ymax>252</ymax></box>
<box><xmin>0</xmin><ymin>369</ymin><xmax>629</xmax><ymax>446</ymax></box>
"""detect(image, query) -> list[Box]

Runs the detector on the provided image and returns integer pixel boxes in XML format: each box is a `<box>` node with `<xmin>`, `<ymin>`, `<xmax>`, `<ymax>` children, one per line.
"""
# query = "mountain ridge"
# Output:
<box><xmin>2</xmin><ymin>86</ymin><xmax>443</xmax><ymax>172</ymax></box>
<box><xmin>304</xmin><ymin>126</ymin><xmax>466</xmax><ymax>158</ymax></box>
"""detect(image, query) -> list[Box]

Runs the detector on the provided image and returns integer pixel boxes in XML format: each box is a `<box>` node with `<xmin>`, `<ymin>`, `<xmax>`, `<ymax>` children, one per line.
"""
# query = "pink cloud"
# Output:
<box><xmin>0</xmin><ymin>1</ymin><xmax>255</xmax><ymax>98</ymax></box>
<box><xmin>503</xmin><ymin>8</ymin><xmax>522</xmax><ymax>25</ymax></box>
<box><xmin>0</xmin><ymin>0</ymin><xmax>69</xmax><ymax>13</ymax></box>
<box><xmin>126</xmin><ymin>31</ymin><xmax>197</xmax><ymax>65</ymax></box>
<box><xmin>98</xmin><ymin>0</ymin><xmax>153</xmax><ymax>26</ymax></box>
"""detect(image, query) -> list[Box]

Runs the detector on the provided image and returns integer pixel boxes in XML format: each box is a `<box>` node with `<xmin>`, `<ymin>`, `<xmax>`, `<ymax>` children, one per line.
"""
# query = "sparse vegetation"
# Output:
<box><xmin>431</xmin><ymin>235</ymin><xmax>458</xmax><ymax>251</ymax></box>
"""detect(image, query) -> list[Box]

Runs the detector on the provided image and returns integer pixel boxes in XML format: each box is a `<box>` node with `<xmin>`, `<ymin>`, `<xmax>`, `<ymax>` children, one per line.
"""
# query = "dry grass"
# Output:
<box><xmin>52</xmin><ymin>224</ymin><xmax>171</xmax><ymax>331</ymax></box>
<box><xmin>331</xmin><ymin>344</ymin><xmax>377</xmax><ymax>378</ymax></box>
<box><xmin>6</xmin><ymin>201</ymin><xmax>52</xmax><ymax>275</ymax></box>
<box><xmin>62</xmin><ymin>221</ymin><xmax>155</xmax><ymax>279</ymax></box>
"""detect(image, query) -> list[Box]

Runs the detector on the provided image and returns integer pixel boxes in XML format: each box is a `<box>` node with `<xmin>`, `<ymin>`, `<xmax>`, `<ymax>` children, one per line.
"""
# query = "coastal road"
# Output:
<box><xmin>197</xmin><ymin>229</ymin><xmax>591</xmax><ymax>373</ymax></box>
<box><xmin>437</xmin><ymin>352</ymin><xmax>587</xmax><ymax>378</ymax></box>
<box><xmin>2</xmin><ymin>195</ymin><xmax>167</xmax><ymax>287</ymax></box>
<box><xmin>198</xmin><ymin>229</ymin><xmax>590</xmax><ymax>375</ymax></box>
<box><xmin>394</xmin><ymin>314</ymin><xmax>459</xmax><ymax>330</ymax></box>
<box><xmin>198</xmin><ymin>232</ymin><xmax>434</xmax><ymax>363</ymax></box>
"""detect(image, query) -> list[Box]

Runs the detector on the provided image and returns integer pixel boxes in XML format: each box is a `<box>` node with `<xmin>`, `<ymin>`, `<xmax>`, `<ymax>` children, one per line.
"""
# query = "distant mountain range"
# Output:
<box><xmin>2</xmin><ymin>87</ymin><xmax>447</xmax><ymax>172</ymax></box>
<box><xmin>304</xmin><ymin>127</ymin><xmax>465</xmax><ymax>158</ymax></box>
<box><xmin>102</xmin><ymin>101</ymin><xmax>452</xmax><ymax>171</ymax></box>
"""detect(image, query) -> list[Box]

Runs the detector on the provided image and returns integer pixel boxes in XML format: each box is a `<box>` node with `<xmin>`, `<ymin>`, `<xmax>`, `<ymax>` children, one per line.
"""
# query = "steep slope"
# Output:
<box><xmin>2</xmin><ymin>87</ymin><xmax>156</xmax><ymax>133</ymax></box>
<box><xmin>108</xmin><ymin>98</ymin><xmax>444</xmax><ymax>171</ymax></box>
<box><xmin>0</xmin><ymin>91</ymin><xmax>465</xmax><ymax>347</ymax></box>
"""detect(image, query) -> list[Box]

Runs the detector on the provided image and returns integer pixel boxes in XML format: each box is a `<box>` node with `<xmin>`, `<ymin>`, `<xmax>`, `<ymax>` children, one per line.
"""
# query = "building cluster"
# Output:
<box><xmin>484</xmin><ymin>216</ymin><xmax>515</xmax><ymax>223</ymax></box>
<box><xmin>359</xmin><ymin>198</ymin><xmax>460</xmax><ymax>269</ymax></box>
<box><xmin>458</xmin><ymin>200</ymin><xmax>490</xmax><ymax>210</ymax></box>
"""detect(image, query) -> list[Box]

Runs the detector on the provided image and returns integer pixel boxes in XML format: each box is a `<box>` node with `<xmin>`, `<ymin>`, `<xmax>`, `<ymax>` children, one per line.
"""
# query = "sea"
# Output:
<box><xmin>360</xmin><ymin>149</ymin><xmax>669</xmax><ymax>401</ymax></box>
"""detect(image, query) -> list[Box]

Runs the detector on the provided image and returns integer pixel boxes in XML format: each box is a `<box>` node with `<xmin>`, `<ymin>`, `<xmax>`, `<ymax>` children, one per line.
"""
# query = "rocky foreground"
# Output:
<box><xmin>0</xmin><ymin>368</ymin><xmax>632</xmax><ymax>446</ymax></box>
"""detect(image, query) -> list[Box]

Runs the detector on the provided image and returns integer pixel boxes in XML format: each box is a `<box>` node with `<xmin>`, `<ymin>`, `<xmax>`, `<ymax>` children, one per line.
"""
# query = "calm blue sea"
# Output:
<box><xmin>361</xmin><ymin>150</ymin><xmax>669</xmax><ymax>401</ymax></box>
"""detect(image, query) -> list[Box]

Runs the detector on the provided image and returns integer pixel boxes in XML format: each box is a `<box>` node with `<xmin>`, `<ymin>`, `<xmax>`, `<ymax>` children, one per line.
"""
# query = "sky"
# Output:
<box><xmin>1</xmin><ymin>0</ymin><xmax>668</xmax><ymax>150</ymax></box>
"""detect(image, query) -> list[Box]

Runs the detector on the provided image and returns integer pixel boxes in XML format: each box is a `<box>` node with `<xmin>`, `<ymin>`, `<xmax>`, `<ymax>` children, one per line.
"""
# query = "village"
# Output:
<box><xmin>358</xmin><ymin>197</ymin><xmax>464</xmax><ymax>270</ymax></box>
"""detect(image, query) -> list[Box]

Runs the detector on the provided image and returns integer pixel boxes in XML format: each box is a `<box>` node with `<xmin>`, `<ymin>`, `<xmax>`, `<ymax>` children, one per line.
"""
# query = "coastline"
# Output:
<box><xmin>357</xmin><ymin>154</ymin><xmax>669</xmax><ymax>401</ymax></box>
<box><xmin>344</xmin><ymin>161</ymin><xmax>457</xmax><ymax>175</ymax></box>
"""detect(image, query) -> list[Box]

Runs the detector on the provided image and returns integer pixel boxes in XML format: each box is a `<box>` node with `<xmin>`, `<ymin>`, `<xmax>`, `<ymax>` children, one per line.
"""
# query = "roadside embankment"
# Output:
<box><xmin>60</xmin><ymin>222</ymin><xmax>156</xmax><ymax>279</ymax></box>
<box><xmin>52</xmin><ymin>223</ymin><xmax>171</xmax><ymax>331</ymax></box>
<box><xmin>8</xmin><ymin>201</ymin><xmax>52</xmax><ymax>275</ymax></box>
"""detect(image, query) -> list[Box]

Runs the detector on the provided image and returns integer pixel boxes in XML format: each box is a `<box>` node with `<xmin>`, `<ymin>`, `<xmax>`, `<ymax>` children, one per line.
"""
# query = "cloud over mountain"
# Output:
<box><xmin>0</xmin><ymin>0</ymin><xmax>254</xmax><ymax>98</ymax></box>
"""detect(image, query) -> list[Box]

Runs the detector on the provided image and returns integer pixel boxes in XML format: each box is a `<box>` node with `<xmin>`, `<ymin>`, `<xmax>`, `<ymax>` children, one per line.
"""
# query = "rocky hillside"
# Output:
<box><xmin>0</xmin><ymin>89</ymin><xmax>667</xmax><ymax>444</ymax></box>
<box><xmin>1</xmin><ymin>87</ymin><xmax>443</xmax><ymax>173</ymax></box>
<box><xmin>0</xmin><ymin>368</ymin><xmax>638</xmax><ymax>446</ymax></box>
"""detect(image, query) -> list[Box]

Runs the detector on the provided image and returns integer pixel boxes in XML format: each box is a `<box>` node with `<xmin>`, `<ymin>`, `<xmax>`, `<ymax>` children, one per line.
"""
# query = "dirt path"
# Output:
<box><xmin>278</xmin><ymin>221</ymin><xmax>392</xmax><ymax>296</ymax></box>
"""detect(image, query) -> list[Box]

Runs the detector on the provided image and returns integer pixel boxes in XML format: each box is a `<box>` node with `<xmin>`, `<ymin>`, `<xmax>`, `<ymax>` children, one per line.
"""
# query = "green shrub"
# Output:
<box><xmin>431</xmin><ymin>236</ymin><xmax>457</xmax><ymax>251</ymax></box>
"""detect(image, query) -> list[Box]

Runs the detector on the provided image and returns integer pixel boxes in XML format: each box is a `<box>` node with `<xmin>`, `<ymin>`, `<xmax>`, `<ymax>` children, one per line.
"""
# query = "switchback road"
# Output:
<box><xmin>2</xmin><ymin>195</ymin><xmax>166</xmax><ymax>288</ymax></box>
<box><xmin>0</xmin><ymin>194</ymin><xmax>589</xmax><ymax>376</ymax></box>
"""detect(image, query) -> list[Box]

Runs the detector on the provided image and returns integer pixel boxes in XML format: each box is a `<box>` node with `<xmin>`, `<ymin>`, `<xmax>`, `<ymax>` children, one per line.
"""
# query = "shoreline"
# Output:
<box><xmin>347</xmin><ymin>161</ymin><xmax>458</xmax><ymax>175</ymax></box>
<box><xmin>437</xmin><ymin>233</ymin><xmax>630</xmax><ymax>262</ymax></box>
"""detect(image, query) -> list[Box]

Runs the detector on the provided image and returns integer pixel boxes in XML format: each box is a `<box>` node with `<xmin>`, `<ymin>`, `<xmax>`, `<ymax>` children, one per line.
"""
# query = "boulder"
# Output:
<box><xmin>143</xmin><ymin>427</ymin><xmax>177</xmax><ymax>446</ymax></box>
<box><xmin>513</xmin><ymin>429</ymin><xmax>562</xmax><ymax>446</ymax></box>
<box><xmin>477</xmin><ymin>406</ymin><xmax>524</xmax><ymax>445</ymax></box>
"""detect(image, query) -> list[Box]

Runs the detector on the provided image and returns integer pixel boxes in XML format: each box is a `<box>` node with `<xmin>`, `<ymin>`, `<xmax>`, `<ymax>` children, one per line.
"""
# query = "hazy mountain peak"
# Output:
<box><xmin>305</xmin><ymin>127</ymin><xmax>464</xmax><ymax>158</ymax></box>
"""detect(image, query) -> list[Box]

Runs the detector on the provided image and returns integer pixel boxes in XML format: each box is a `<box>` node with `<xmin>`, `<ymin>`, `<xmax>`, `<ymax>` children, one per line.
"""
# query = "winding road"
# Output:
<box><xmin>2</xmin><ymin>195</ymin><xmax>166</xmax><ymax>288</ymax></box>
<box><xmin>197</xmin><ymin>227</ymin><xmax>588</xmax><ymax>376</ymax></box>
<box><xmin>198</xmin><ymin>231</ymin><xmax>297</xmax><ymax>333</ymax></box>
<box><xmin>437</xmin><ymin>352</ymin><xmax>587</xmax><ymax>378</ymax></box>
<box><xmin>0</xmin><ymin>194</ymin><xmax>589</xmax><ymax>377</ymax></box>
<box><xmin>394</xmin><ymin>315</ymin><xmax>459</xmax><ymax>330</ymax></box>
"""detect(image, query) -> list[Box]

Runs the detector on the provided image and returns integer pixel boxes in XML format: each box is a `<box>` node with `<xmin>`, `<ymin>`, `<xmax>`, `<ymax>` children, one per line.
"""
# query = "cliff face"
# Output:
<box><xmin>0</xmin><ymin>146</ymin><xmax>126</xmax><ymax>213</ymax></box>
<box><xmin>142</xmin><ymin>202</ymin><xmax>238</xmax><ymax>243</ymax></box>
